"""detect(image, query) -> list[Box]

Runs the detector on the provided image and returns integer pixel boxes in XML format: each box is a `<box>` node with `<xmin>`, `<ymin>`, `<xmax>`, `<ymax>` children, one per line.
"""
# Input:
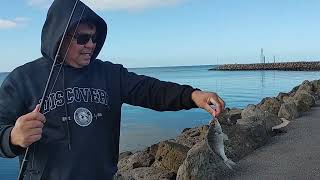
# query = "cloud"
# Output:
<box><xmin>82</xmin><ymin>0</ymin><xmax>185</xmax><ymax>10</ymax></box>
<box><xmin>0</xmin><ymin>19</ymin><xmax>17</xmax><ymax>29</ymax></box>
<box><xmin>14</xmin><ymin>17</ymin><xmax>31</xmax><ymax>22</ymax></box>
<box><xmin>0</xmin><ymin>18</ymin><xmax>30</xmax><ymax>30</ymax></box>
<box><xmin>27</xmin><ymin>0</ymin><xmax>52</xmax><ymax>8</ymax></box>
<box><xmin>27</xmin><ymin>0</ymin><xmax>185</xmax><ymax>11</ymax></box>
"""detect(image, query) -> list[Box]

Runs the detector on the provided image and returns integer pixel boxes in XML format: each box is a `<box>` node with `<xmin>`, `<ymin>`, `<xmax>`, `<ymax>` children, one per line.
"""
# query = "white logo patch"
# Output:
<box><xmin>74</xmin><ymin>107</ymin><xmax>93</xmax><ymax>127</ymax></box>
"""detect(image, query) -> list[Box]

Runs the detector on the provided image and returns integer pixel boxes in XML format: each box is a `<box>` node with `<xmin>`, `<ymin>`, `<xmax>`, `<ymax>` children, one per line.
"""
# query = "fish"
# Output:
<box><xmin>208</xmin><ymin>118</ymin><xmax>236</xmax><ymax>170</ymax></box>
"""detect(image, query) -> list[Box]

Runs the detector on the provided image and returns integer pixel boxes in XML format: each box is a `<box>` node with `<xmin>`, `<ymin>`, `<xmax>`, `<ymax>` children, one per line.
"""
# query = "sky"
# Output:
<box><xmin>0</xmin><ymin>0</ymin><xmax>320</xmax><ymax>72</ymax></box>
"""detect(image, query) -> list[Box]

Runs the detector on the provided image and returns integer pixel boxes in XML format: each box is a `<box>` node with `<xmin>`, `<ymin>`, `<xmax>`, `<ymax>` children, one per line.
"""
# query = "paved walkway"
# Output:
<box><xmin>226</xmin><ymin>101</ymin><xmax>320</xmax><ymax>180</ymax></box>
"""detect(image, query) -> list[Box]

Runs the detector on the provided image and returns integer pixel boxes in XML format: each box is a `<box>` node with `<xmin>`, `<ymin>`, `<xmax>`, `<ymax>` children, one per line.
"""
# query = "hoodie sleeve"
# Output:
<box><xmin>120</xmin><ymin>66</ymin><xmax>199</xmax><ymax>111</ymax></box>
<box><xmin>0</xmin><ymin>70</ymin><xmax>27</xmax><ymax>158</ymax></box>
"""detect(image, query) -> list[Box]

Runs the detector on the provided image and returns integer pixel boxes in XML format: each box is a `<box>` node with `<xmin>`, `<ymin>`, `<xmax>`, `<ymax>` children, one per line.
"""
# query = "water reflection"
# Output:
<box><xmin>260</xmin><ymin>71</ymin><xmax>265</xmax><ymax>88</ymax></box>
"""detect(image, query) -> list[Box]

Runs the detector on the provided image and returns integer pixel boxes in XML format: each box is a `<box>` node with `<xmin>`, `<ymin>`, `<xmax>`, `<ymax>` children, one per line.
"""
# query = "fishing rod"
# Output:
<box><xmin>17</xmin><ymin>1</ymin><xmax>82</xmax><ymax>179</ymax></box>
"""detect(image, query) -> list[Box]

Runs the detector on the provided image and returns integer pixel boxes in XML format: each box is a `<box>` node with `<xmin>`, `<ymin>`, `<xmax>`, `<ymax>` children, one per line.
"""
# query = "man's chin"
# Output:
<box><xmin>81</xmin><ymin>59</ymin><xmax>91</xmax><ymax>66</ymax></box>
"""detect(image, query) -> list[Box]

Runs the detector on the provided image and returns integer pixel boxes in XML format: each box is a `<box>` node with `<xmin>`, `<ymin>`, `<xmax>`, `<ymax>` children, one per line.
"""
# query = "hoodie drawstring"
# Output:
<box><xmin>63</xmin><ymin>67</ymin><xmax>72</xmax><ymax>151</ymax></box>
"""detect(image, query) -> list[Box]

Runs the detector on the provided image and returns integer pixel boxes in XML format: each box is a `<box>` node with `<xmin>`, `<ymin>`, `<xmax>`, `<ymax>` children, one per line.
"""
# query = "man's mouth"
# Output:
<box><xmin>80</xmin><ymin>52</ymin><xmax>92</xmax><ymax>58</ymax></box>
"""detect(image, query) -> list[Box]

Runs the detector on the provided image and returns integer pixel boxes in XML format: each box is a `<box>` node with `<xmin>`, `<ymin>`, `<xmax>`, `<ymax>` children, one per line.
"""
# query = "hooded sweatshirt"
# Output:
<box><xmin>0</xmin><ymin>0</ymin><xmax>198</xmax><ymax>179</ymax></box>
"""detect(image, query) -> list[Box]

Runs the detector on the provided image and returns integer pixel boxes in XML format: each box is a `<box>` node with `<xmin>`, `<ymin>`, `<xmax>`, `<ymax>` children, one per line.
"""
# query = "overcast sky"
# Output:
<box><xmin>1</xmin><ymin>0</ymin><xmax>320</xmax><ymax>72</ymax></box>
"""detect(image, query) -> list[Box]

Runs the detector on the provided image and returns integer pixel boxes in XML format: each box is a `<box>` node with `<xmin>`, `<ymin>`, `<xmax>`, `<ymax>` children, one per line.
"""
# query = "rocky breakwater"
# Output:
<box><xmin>209</xmin><ymin>61</ymin><xmax>320</xmax><ymax>71</ymax></box>
<box><xmin>114</xmin><ymin>79</ymin><xmax>320</xmax><ymax>180</ymax></box>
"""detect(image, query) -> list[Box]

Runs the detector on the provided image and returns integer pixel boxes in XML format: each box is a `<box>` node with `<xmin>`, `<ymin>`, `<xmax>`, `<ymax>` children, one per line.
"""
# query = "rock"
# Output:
<box><xmin>152</xmin><ymin>141</ymin><xmax>189</xmax><ymax>172</ymax></box>
<box><xmin>288</xmin><ymin>85</ymin><xmax>300</xmax><ymax>97</ymax></box>
<box><xmin>229</xmin><ymin>108</ymin><xmax>243</xmax><ymax>120</ymax></box>
<box><xmin>278</xmin><ymin>101</ymin><xmax>299</xmax><ymax>120</ymax></box>
<box><xmin>241</xmin><ymin>104</ymin><xmax>282</xmax><ymax>133</ymax></box>
<box><xmin>225</xmin><ymin>106</ymin><xmax>283</xmax><ymax>160</ymax></box>
<box><xmin>217</xmin><ymin>108</ymin><xmax>242</xmax><ymax>126</ymax></box>
<box><xmin>119</xmin><ymin>151</ymin><xmax>133</xmax><ymax>160</ymax></box>
<box><xmin>175</xmin><ymin>125</ymin><xmax>209</xmax><ymax>148</ymax></box>
<box><xmin>115</xmin><ymin>167</ymin><xmax>176</xmax><ymax>180</ymax></box>
<box><xmin>241</xmin><ymin>104</ymin><xmax>264</xmax><ymax>119</ymax></box>
<box><xmin>176</xmin><ymin>140</ymin><xmax>232</xmax><ymax>180</ymax></box>
<box><xmin>297</xmin><ymin>80</ymin><xmax>318</xmax><ymax>99</ymax></box>
<box><xmin>311</xmin><ymin>79</ymin><xmax>320</xmax><ymax>99</ymax></box>
<box><xmin>312</xmin><ymin>79</ymin><xmax>320</xmax><ymax>92</ymax></box>
<box><xmin>113</xmin><ymin>173</ymin><xmax>136</xmax><ymax>180</ymax></box>
<box><xmin>117</xmin><ymin>147</ymin><xmax>157</xmax><ymax>173</ymax></box>
<box><xmin>257</xmin><ymin>97</ymin><xmax>281</xmax><ymax>115</ymax></box>
<box><xmin>177</xmin><ymin>110</ymin><xmax>279</xmax><ymax>180</ymax></box>
<box><xmin>224</xmin><ymin>116</ymin><xmax>272</xmax><ymax>161</ymax></box>
<box><xmin>293</xmin><ymin>90</ymin><xmax>315</xmax><ymax>112</ymax></box>
<box><xmin>211</xmin><ymin>62</ymin><xmax>320</xmax><ymax>71</ymax></box>
<box><xmin>262</xmin><ymin>112</ymin><xmax>283</xmax><ymax>133</ymax></box>
<box><xmin>148</xmin><ymin>144</ymin><xmax>159</xmax><ymax>157</ymax></box>
<box><xmin>297</xmin><ymin>80</ymin><xmax>314</xmax><ymax>94</ymax></box>
<box><xmin>276</xmin><ymin>92</ymin><xmax>289</xmax><ymax>103</ymax></box>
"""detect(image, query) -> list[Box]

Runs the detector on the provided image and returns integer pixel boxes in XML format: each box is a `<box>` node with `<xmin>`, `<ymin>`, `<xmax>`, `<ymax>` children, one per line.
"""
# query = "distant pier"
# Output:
<box><xmin>209</xmin><ymin>61</ymin><xmax>320</xmax><ymax>71</ymax></box>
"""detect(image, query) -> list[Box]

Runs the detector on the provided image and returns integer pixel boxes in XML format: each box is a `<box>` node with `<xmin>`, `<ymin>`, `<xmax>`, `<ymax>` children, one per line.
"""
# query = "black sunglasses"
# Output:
<box><xmin>68</xmin><ymin>33</ymin><xmax>97</xmax><ymax>45</ymax></box>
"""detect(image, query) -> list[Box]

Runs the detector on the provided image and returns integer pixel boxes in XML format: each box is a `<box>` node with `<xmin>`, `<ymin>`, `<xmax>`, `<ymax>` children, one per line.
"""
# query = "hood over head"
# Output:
<box><xmin>41</xmin><ymin>0</ymin><xmax>107</xmax><ymax>62</ymax></box>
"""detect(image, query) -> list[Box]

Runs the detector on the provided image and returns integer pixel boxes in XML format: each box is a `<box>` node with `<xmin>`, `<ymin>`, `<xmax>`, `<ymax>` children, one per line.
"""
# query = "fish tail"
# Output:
<box><xmin>224</xmin><ymin>159</ymin><xmax>236</xmax><ymax>170</ymax></box>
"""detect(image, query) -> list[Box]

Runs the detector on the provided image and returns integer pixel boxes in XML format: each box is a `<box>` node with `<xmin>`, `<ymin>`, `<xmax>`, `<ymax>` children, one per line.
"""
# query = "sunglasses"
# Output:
<box><xmin>68</xmin><ymin>33</ymin><xmax>97</xmax><ymax>45</ymax></box>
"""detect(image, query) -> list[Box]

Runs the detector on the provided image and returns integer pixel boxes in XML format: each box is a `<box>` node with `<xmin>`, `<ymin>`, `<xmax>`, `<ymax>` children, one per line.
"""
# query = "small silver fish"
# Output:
<box><xmin>208</xmin><ymin>118</ymin><xmax>236</xmax><ymax>170</ymax></box>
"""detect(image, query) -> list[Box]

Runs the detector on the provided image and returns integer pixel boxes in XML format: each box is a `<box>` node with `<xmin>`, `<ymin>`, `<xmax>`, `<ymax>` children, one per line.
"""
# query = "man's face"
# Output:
<box><xmin>61</xmin><ymin>23</ymin><xmax>97</xmax><ymax>68</ymax></box>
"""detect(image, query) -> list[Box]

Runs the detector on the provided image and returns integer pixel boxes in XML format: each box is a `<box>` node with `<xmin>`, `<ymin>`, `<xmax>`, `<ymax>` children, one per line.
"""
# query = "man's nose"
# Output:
<box><xmin>84</xmin><ymin>38</ymin><xmax>96</xmax><ymax>48</ymax></box>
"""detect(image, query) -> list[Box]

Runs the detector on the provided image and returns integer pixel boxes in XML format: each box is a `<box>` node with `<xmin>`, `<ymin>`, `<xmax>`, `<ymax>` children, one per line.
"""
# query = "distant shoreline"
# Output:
<box><xmin>209</xmin><ymin>61</ymin><xmax>320</xmax><ymax>71</ymax></box>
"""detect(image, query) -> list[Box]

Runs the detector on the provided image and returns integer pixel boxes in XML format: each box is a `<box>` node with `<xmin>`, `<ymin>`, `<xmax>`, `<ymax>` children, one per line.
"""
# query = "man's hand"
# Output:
<box><xmin>191</xmin><ymin>90</ymin><xmax>225</xmax><ymax>117</ymax></box>
<box><xmin>10</xmin><ymin>104</ymin><xmax>46</xmax><ymax>148</ymax></box>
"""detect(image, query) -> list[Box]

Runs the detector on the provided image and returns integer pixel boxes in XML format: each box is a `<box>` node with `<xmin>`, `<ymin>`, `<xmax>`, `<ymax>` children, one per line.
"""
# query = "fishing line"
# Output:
<box><xmin>17</xmin><ymin>1</ymin><xmax>82</xmax><ymax>179</ymax></box>
<box><xmin>48</xmin><ymin>7</ymin><xmax>86</xmax><ymax>96</ymax></box>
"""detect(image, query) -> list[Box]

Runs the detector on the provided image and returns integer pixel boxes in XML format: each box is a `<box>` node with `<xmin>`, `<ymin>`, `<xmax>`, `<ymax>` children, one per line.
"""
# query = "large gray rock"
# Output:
<box><xmin>277</xmin><ymin>92</ymin><xmax>289</xmax><ymax>103</ymax></box>
<box><xmin>119</xmin><ymin>151</ymin><xmax>133</xmax><ymax>160</ymax></box>
<box><xmin>297</xmin><ymin>80</ymin><xmax>314</xmax><ymax>94</ymax></box>
<box><xmin>224</xmin><ymin>116</ymin><xmax>272</xmax><ymax>161</ymax></box>
<box><xmin>217</xmin><ymin>108</ymin><xmax>242</xmax><ymax>126</ymax></box>
<box><xmin>241</xmin><ymin>104</ymin><xmax>264</xmax><ymax>119</ymax></box>
<box><xmin>312</xmin><ymin>79</ymin><xmax>320</xmax><ymax>91</ymax></box>
<box><xmin>114</xmin><ymin>167</ymin><xmax>176</xmax><ymax>180</ymax></box>
<box><xmin>258</xmin><ymin>97</ymin><xmax>281</xmax><ymax>115</ymax></box>
<box><xmin>175</xmin><ymin>125</ymin><xmax>209</xmax><ymax>148</ymax></box>
<box><xmin>177</xmin><ymin>111</ymin><xmax>277</xmax><ymax>180</ymax></box>
<box><xmin>293</xmin><ymin>90</ymin><xmax>315</xmax><ymax>112</ymax></box>
<box><xmin>117</xmin><ymin>147</ymin><xmax>157</xmax><ymax>173</ymax></box>
<box><xmin>311</xmin><ymin>79</ymin><xmax>320</xmax><ymax>99</ymax></box>
<box><xmin>113</xmin><ymin>174</ymin><xmax>136</xmax><ymax>180</ymax></box>
<box><xmin>152</xmin><ymin>141</ymin><xmax>189</xmax><ymax>172</ymax></box>
<box><xmin>241</xmin><ymin>104</ymin><xmax>282</xmax><ymax>133</ymax></box>
<box><xmin>278</xmin><ymin>101</ymin><xmax>299</xmax><ymax>120</ymax></box>
<box><xmin>176</xmin><ymin>140</ymin><xmax>232</xmax><ymax>180</ymax></box>
<box><xmin>288</xmin><ymin>85</ymin><xmax>300</xmax><ymax>97</ymax></box>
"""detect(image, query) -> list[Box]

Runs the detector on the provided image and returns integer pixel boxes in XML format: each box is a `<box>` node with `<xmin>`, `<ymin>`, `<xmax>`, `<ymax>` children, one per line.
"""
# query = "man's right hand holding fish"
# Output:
<box><xmin>191</xmin><ymin>90</ymin><xmax>225</xmax><ymax>117</ymax></box>
<box><xmin>192</xmin><ymin>90</ymin><xmax>237</xmax><ymax>170</ymax></box>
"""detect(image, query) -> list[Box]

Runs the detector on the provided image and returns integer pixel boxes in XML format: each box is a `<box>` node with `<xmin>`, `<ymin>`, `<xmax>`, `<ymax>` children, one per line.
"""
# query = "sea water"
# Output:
<box><xmin>1</xmin><ymin>65</ymin><xmax>320</xmax><ymax>179</ymax></box>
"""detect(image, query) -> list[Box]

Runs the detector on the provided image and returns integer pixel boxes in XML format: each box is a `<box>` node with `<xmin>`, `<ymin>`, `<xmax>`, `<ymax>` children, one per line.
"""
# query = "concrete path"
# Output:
<box><xmin>226</xmin><ymin>101</ymin><xmax>320</xmax><ymax>180</ymax></box>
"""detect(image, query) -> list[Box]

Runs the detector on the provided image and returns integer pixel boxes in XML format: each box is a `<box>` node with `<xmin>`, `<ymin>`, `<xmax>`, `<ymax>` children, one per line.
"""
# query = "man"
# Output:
<box><xmin>0</xmin><ymin>0</ymin><xmax>224</xmax><ymax>179</ymax></box>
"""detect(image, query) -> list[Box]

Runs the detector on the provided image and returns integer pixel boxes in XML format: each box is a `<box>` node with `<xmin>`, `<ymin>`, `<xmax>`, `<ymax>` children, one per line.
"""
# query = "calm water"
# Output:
<box><xmin>1</xmin><ymin>65</ymin><xmax>320</xmax><ymax>179</ymax></box>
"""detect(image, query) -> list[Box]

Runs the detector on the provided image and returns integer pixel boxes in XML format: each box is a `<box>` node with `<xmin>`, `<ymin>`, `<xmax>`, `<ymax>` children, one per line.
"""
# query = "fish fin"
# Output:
<box><xmin>224</xmin><ymin>159</ymin><xmax>236</xmax><ymax>170</ymax></box>
<box><xmin>222</xmin><ymin>133</ymin><xmax>229</xmax><ymax>141</ymax></box>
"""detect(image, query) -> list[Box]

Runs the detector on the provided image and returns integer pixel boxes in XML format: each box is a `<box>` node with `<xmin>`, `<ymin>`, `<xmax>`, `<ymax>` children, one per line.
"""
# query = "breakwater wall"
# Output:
<box><xmin>209</xmin><ymin>61</ymin><xmax>320</xmax><ymax>71</ymax></box>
